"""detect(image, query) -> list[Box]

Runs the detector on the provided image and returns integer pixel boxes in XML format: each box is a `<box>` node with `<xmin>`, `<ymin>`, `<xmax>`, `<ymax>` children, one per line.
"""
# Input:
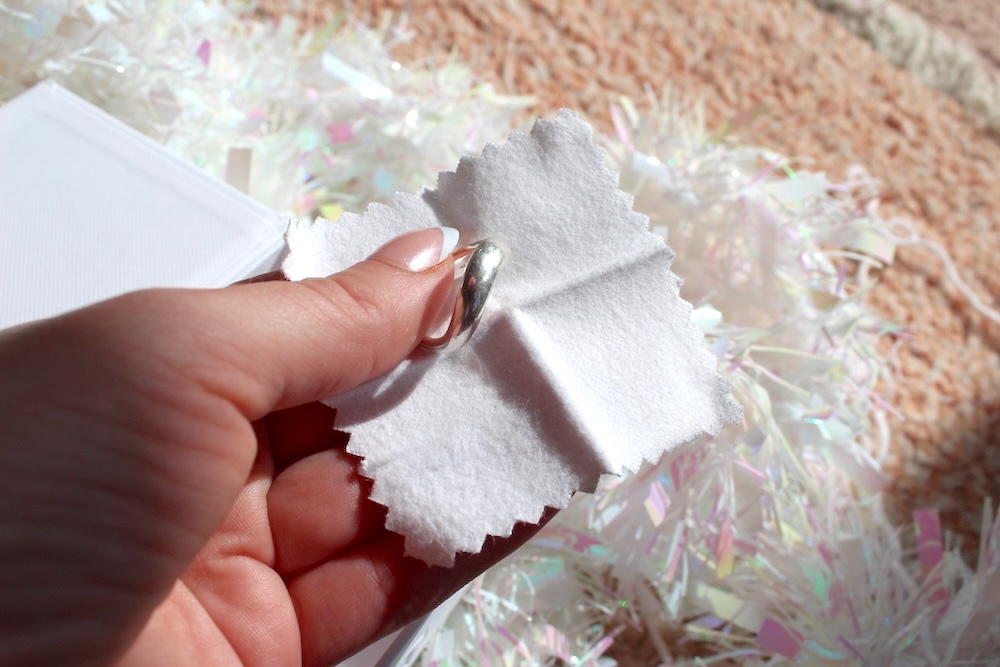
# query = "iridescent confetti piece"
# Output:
<box><xmin>715</xmin><ymin>516</ymin><xmax>735</xmax><ymax>578</ymax></box>
<box><xmin>224</xmin><ymin>147</ymin><xmax>252</xmax><ymax>193</ymax></box>
<box><xmin>195</xmin><ymin>39</ymin><xmax>211</xmax><ymax>67</ymax></box>
<box><xmin>644</xmin><ymin>481</ymin><xmax>670</xmax><ymax>528</ymax></box>
<box><xmin>915</xmin><ymin>508</ymin><xmax>944</xmax><ymax>578</ymax></box>
<box><xmin>318</xmin><ymin>203</ymin><xmax>343</xmax><ymax>222</ymax></box>
<box><xmin>325</xmin><ymin>122</ymin><xmax>353</xmax><ymax>143</ymax></box>
<box><xmin>915</xmin><ymin>508</ymin><xmax>948</xmax><ymax>606</ymax></box>
<box><xmin>757</xmin><ymin>617</ymin><xmax>802</xmax><ymax>659</ymax></box>
<box><xmin>822</xmin><ymin>226</ymin><xmax>897</xmax><ymax>264</ymax></box>
<box><xmin>689</xmin><ymin>582</ymin><xmax>764</xmax><ymax>633</ymax></box>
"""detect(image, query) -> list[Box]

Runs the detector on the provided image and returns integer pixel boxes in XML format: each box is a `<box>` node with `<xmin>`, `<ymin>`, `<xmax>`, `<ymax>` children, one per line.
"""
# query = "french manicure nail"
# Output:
<box><xmin>368</xmin><ymin>227</ymin><xmax>460</xmax><ymax>272</ymax></box>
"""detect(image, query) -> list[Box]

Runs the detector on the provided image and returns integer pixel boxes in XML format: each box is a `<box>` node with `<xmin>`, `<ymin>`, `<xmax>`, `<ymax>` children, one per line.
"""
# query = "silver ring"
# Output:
<box><xmin>420</xmin><ymin>238</ymin><xmax>509</xmax><ymax>353</ymax></box>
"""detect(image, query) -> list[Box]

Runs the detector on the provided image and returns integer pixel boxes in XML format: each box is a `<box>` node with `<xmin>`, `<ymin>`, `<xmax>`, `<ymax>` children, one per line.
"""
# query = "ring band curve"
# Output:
<box><xmin>420</xmin><ymin>238</ymin><xmax>510</xmax><ymax>353</ymax></box>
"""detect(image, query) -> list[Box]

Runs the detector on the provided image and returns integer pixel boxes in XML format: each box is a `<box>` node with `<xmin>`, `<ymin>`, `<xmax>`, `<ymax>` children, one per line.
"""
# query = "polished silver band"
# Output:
<box><xmin>420</xmin><ymin>238</ymin><xmax>509</xmax><ymax>353</ymax></box>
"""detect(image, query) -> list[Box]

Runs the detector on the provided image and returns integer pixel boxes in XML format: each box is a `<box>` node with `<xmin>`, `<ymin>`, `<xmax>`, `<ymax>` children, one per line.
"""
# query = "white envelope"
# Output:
<box><xmin>0</xmin><ymin>81</ymin><xmax>285</xmax><ymax>329</ymax></box>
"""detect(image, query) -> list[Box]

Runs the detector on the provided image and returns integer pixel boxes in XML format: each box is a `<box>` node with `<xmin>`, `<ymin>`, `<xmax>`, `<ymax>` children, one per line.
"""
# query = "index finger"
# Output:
<box><xmin>286</xmin><ymin>509</ymin><xmax>557</xmax><ymax>667</ymax></box>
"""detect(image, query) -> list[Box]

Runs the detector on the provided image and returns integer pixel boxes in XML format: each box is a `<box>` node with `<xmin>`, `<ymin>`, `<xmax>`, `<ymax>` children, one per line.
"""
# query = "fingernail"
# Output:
<box><xmin>368</xmin><ymin>227</ymin><xmax>460</xmax><ymax>272</ymax></box>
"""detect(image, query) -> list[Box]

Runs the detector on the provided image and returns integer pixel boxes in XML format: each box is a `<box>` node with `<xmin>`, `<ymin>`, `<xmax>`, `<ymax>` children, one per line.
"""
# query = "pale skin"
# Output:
<box><xmin>0</xmin><ymin>258</ymin><xmax>548</xmax><ymax>666</ymax></box>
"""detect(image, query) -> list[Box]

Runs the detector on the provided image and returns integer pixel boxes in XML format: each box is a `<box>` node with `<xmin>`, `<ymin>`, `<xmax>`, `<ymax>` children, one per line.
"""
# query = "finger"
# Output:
<box><xmin>209</xmin><ymin>227</ymin><xmax>457</xmax><ymax>417</ymax></box>
<box><xmin>267</xmin><ymin>447</ymin><xmax>386</xmax><ymax>574</ymax></box>
<box><xmin>288</xmin><ymin>510</ymin><xmax>557</xmax><ymax>667</ymax></box>
<box><xmin>76</xmin><ymin>227</ymin><xmax>457</xmax><ymax>421</ymax></box>
<box><xmin>265</xmin><ymin>403</ymin><xmax>380</xmax><ymax>573</ymax></box>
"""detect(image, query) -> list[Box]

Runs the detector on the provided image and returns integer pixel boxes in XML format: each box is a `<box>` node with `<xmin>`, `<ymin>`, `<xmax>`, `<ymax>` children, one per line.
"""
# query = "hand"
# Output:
<box><xmin>0</xmin><ymin>228</ymin><xmax>547</xmax><ymax>666</ymax></box>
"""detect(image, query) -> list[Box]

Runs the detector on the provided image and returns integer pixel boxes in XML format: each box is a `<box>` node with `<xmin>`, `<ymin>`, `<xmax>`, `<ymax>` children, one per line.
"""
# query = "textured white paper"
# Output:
<box><xmin>284</xmin><ymin>111</ymin><xmax>742</xmax><ymax>566</ymax></box>
<box><xmin>0</xmin><ymin>82</ymin><xmax>285</xmax><ymax>329</ymax></box>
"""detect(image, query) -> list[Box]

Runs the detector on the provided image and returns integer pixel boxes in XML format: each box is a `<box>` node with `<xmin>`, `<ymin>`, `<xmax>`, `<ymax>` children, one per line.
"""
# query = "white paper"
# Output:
<box><xmin>0</xmin><ymin>82</ymin><xmax>285</xmax><ymax>329</ymax></box>
<box><xmin>284</xmin><ymin>111</ymin><xmax>742</xmax><ymax>566</ymax></box>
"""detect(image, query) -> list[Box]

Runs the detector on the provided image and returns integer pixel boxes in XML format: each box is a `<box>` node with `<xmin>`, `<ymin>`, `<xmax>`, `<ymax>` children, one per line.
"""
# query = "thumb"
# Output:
<box><xmin>7</xmin><ymin>227</ymin><xmax>458</xmax><ymax>421</ymax></box>
<box><xmin>206</xmin><ymin>226</ymin><xmax>459</xmax><ymax>418</ymax></box>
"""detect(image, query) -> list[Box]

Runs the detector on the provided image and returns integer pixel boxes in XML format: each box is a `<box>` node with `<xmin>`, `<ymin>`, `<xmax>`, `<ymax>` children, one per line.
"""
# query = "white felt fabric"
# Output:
<box><xmin>283</xmin><ymin>110</ymin><xmax>742</xmax><ymax>566</ymax></box>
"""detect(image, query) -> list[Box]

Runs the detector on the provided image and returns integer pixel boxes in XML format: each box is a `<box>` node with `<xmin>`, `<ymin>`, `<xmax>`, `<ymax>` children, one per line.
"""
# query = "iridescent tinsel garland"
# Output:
<box><xmin>420</xmin><ymin>98</ymin><xmax>1000</xmax><ymax>666</ymax></box>
<box><xmin>0</xmin><ymin>0</ymin><xmax>529</xmax><ymax>216</ymax></box>
<box><xmin>2</xmin><ymin>2</ymin><xmax>999</xmax><ymax>664</ymax></box>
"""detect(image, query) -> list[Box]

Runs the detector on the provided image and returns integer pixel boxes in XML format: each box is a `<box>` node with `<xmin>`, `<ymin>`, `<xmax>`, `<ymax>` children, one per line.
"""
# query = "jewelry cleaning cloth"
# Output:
<box><xmin>283</xmin><ymin>110</ymin><xmax>742</xmax><ymax>567</ymax></box>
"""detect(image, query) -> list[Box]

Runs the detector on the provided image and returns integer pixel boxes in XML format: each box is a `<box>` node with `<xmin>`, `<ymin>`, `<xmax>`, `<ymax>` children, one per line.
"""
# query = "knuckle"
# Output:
<box><xmin>296</xmin><ymin>273</ymin><xmax>392</xmax><ymax>333</ymax></box>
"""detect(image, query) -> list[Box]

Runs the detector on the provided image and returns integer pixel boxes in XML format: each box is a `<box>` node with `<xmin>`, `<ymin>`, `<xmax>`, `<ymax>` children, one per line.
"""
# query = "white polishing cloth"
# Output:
<box><xmin>284</xmin><ymin>110</ymin><xmax>742</xmax><ymax>566</ymax></box>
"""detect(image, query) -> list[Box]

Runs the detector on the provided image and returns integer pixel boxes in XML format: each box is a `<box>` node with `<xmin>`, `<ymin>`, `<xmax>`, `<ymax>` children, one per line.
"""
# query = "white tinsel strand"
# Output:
<box><xmin>0</xmin><ymin>0</ymin><xmax>531</xmax><ymax>216</ymax></box>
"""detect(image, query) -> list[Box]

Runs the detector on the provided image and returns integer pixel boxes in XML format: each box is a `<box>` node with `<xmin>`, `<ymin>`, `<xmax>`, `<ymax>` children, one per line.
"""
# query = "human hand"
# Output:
<box><xmin>0</xmin><ymin>228</ymin><xmax>548</xmax><ymax>666</ymax></box>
